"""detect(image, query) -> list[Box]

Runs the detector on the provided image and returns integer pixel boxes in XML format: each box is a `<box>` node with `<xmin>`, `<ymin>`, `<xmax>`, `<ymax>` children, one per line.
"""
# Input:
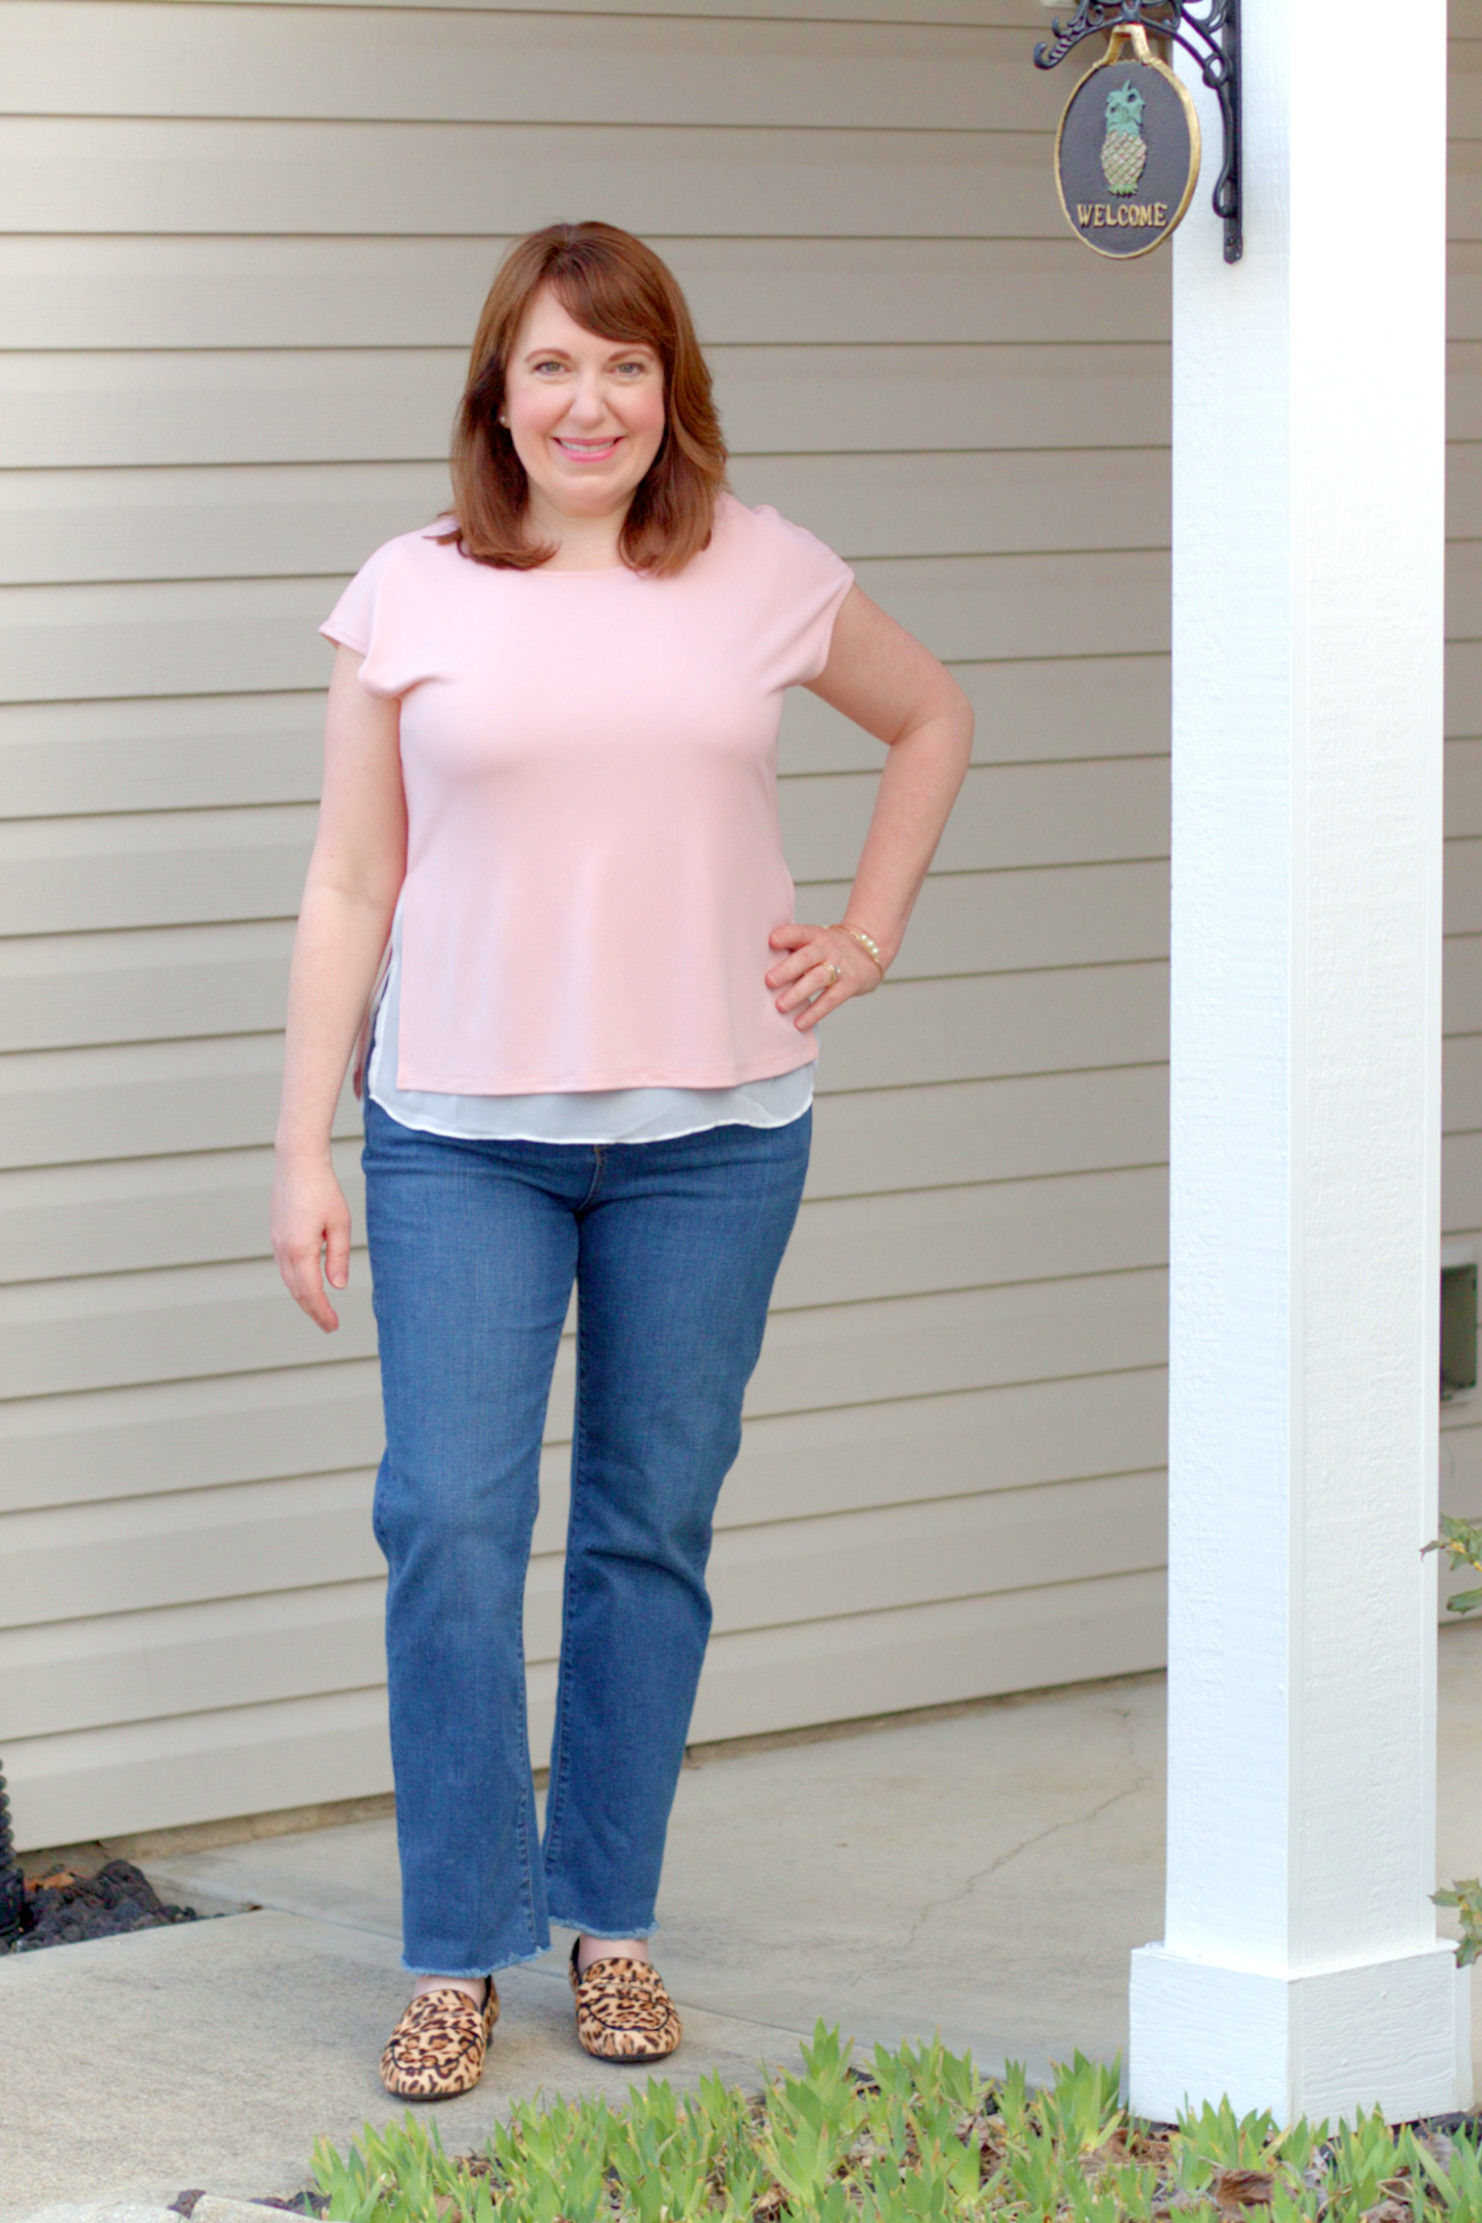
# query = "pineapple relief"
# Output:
<box><xmin>1100</xmin><ymin>81</ymin><xmax>1148</xmax><ymax>196</ymax></box>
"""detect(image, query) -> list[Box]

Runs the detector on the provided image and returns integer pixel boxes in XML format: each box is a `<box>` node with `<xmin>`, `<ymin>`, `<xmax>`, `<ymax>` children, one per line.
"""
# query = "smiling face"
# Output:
<box><xmin>502</xmin><ymin>286</ymin><xmax>668</xmax><ymax>544</ymax></box>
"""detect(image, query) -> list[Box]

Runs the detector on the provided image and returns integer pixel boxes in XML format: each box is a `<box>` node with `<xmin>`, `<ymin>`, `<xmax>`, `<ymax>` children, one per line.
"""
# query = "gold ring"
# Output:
<box><xmin>823</xmin><ymin>961</ymin><xmax>841</xmax><ymax>986</ymax></box>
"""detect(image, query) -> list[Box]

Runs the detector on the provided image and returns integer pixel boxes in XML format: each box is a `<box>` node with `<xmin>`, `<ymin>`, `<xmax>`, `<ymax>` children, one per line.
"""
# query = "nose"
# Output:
<box><xmin>563</xmin><ymin>370</ymin><xmax>609</xmax><ymax>429</ymax></box>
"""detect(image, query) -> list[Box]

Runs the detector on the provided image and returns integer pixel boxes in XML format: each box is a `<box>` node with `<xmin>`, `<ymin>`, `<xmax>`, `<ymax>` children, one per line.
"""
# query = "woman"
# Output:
<box><xmin>272</xmin><ymin>220</ymin><xmax>971</xmax><ymax>2099</ymax></box>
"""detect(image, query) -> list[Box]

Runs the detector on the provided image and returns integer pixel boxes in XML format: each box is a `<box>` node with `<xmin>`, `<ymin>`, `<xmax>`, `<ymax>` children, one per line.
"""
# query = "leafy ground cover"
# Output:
<box><xmin>308</xmin><ymin>2024</ymin><xmax>1482</xmax><ymax>2222</ymax></box>
<box><xmin>1427</xmin><ymin>1513</ymin><xmax>1482</xmax><ymax>1971</ymax></box>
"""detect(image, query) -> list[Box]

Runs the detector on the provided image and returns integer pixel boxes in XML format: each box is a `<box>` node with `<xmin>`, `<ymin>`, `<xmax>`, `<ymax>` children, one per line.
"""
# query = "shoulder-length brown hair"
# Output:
<box><xmin>432</xmin><ymin>221</ymin><xmax>728</xmax><ymax>576</ymax></box>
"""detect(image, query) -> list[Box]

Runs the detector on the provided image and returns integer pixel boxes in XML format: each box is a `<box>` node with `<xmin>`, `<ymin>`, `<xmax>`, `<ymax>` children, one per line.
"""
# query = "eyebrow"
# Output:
<box><xmin>521</xmin><ymin>343</ymin><xmax>658</xmax><ymax>363</ymax></box>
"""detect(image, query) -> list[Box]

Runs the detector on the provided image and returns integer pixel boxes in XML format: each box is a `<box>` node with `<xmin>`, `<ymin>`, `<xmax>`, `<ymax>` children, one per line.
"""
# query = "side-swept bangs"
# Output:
<box><xmin>433</xmin><ymin>221</ymin><xmax>728</xmax><ymax>576</ymax></box>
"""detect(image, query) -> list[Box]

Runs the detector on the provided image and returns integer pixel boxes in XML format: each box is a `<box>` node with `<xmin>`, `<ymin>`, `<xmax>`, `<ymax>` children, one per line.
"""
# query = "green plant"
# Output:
<box><xmin>1423</xmin><ymin>1515</ymin><xmax>1482</xmax><ymax>1974</ymax></box>
<box><xmin>1032</xmin><ymin>2052</ymin><xmax>1122</xmax><ymax>2158</ymax></box>
<box><xmin>309</xmin><ymin>2110</ymin><xmax>467</xmax><ymax>2223</ymax></box>
<box><xmin>305</xmin><ymin>2023</ymin><xmax>1482</xmax><ymax>2220</ymax></box>
<box><xmin>1423</xmin><ymin>1513</ymin><xmax>1482</xmax><ymax>1617</ymax></box>
<box><xmin>1432</xmin><ymin>1876</ymin><xmax>1482</xmax><ymax>1969</ymax></box>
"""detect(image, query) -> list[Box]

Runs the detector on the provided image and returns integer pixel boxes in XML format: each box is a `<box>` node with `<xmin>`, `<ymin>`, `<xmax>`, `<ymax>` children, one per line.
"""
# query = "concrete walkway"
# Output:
<box><xmin>5</xmin><ymin>1627</ymin><xmax>1480</xmax><ymax>2221</ymax></box>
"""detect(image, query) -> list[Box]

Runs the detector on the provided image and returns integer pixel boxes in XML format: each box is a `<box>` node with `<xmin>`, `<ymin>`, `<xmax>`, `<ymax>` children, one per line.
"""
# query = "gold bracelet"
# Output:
<box><xmin>829</xmin><ymin>921</ymin><xmax>886</xmax><ymax>977</ymax></box>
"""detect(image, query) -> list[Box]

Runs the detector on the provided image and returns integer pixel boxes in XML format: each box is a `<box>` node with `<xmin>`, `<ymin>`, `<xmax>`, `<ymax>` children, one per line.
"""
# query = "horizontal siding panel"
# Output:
<box><xmin>0</xmin><ymin>1348</ymin><xmax>1166</xmax><ymax>1531</ymax></box>
<box><xmin>0</xmin><ymin>1476</ymin><xmax>373</xmax><ymax>1636</ymax></box>
<box><xmin>1455</xmin><ymin>25</ymin><xmax>1482</xmax><ymax>81</ymax></box>
<box><xmin>717</xmin><ymin>658</ymin><xmax>1176</xmax><ymax>778</ymax></box>
<box><xmin>787</xmin><ymin>759</ymin><xmax>1171</xmax><ymax>881</ymax></box>
<box><xmin>1452</xmin><ymin>440</ymin><xmax>1482</xmax><ymax>537</ymax></box>
<box><xmin>1439</xmin><ymin>1427</ymin><xmax>1482</xmax><ymax>1610</ymax></box>
<box><xmin>0</xmin><ymin>1255</ymin><xmax>380</xmax><ymax>1400</ymax></box>
<box><xmin>1441</xmin><ymin>1419</ymin><xmax>1482</xmax><ymax>1518</ymax></box>
<box><xmin>0</xmin><ymin>1471</ymin><xmax>384</xmax><ymax>1628</ymax></box>
<box><xmin>185</xmin><ymin>1</ymin><xmax>1047</xmax><ymax>19</ymax></box>
<box><xmin>0</xmin><ymin>1360</ymin><xmax>387</xmax><ymax>1518</ymax></box>
<box><xmin>686</xmin><ymin>1565</ymin><xmax>1168</xmax><ymax>1743</ymax></box>
<box><xmin>1</xmin><ymin>460</ymin><xmax>458</xmax><ymax>590</ymax></box>
<box><xmin>712</xmin><ymin>1368</ymin><xmax>1167</xmax><ymax>1533</ymax></box>
<box><xmin>1446</xmin><ymin>1031</ymin><xmax>1482</xmax><ymax>1129</ymax></box>
<box><xmin>4</xmin><ymin>1684</ymin><xmax>396</xmax><ymax>1851</ymax></box>
<box><xmin>0</xmin><ymin>344</ymin><xmax>1172</xmax><ymax>472</ymax></box>
<box><xmin>0</xmin><ymin>1376</ymin><xmax>1169</xmax><ymax>1627</ymax></box>
<box><xmin>1</xmin><ymin>763</ymin><xmax>1168</xmax><ymax>937</ymax></box>
<box><xmin>816</xmin><ymin>961</ymin><xmax>1169</xmax><ymax>1091</ymax></box>
<box><xmin>0</xmin><ymin>1469</ymin><xmax>1165</xmax><ymax>1740</ymax></box>
<box><xmin>1446</xmin><ymin>935</ymin><xmax>1482</xmax><ymax>1032</ymax></box>
<box><xmin>0</xmin><ymin>920</ymin><xmax>296</xmax><ymax>1054</ymax></box>
<box><xmin>1449</xmin><ymin>639</ymin><xmax>1482</xmax><ymax>731</ymax></box>
<box><xmin>1448</xmin><ymin>736</ymin><xmax>1482</xmax><ymax>832</ymax></box>
<box><xmin>0</xmin><ymin>1260</ymin><xmax>1167</xmax><ymax>1439</ymax></box>
<box><xmin>1446</xmin><ymin>1128</ymin><xmax>1482</xmax><ymax>1230</ymax></box>
<box><xmin>774</xmin><ymin>1166</ymin><xmax>1168</xmax><ymax>1308</ymax></box>
<box><xmin>0</xmin><ymin>117</ymin><xmax>1063</xmax><ymax>239</ymax></box>
<box><xmin>1448</xmin><ymin>840</ymin><xmax>1482</xmax><ymax>936</ymax></box>
<box><xmin>0</xmin><ymin>237</ymin><xmax>1171</xmax><ymax>353</ymax></box>
<box><xmin>1455</xmin><ymin>146</ymin><xmax>1482</xmax><ymax>243</ymax></box>
<box><xmin>946</xmin><ymin>654</ymin><xmax>1169</xmax><ymax>767</ymax></box>
<box><xmin>1</xmin><ymin>553</ymin><xmax>1172</xmax><ymax>701</ymax></box>
<box><xmin>1</xmin><ymin>449</ymin><xmax>1170</xmax><ymax>588</ymax></box>
<box><xmin>0</xmin><ymin>120</ymin><xmax>1459</xmax><ymax>249</ymax></box>
<box><xmin>0</xmin><ymin>692</ymin><xmax>322</xmax><ymax>818</ymax></box>
<box><xmin>0</xmin><ymin>1151</ymin><xmax>1166</xmax><ymax>1318</ymax></box>
<box><xmin>0</xmin><ymin>1139</ymin><xmax>358</xmax><ymax>1285</ymax></box>
<box><xmin>0</xmin><ymin>805</ymin><xmax>314</xmax><ymax>936</ymax></box>
<box><xmin>1450</xmin><ymin>345</ymin><xmax>1482</xmax><ymax>440</ymax></box>
<box><xmin>4</xmin><ymin>1568</ymin><xmax>1167</xmax><ymax>1851</ymax></box>
<box><xmin>0</xmin><ymin>654</ymin><xmax>1172</xmax><ymax>819</ymax></box>
<box><xmin>1452</xmin><ymin>543</ymin><xmax>1482</xmax><ymax>648</ymax></box>
<box><xmin>703</xmin><ymin>1470</ymin><xmax>1165</xmax><ymax>1639</ymax></box>
<box><xmin>0</xmin><ymin>1579</ymin><xmax>388</xmax><ymax>1741</ymax></box>
<box><xmin>814</xmin><ymin>1066</ymin><xmax>1166</xmax><ymax>1194</ymax></box>
<box><xmin>0</xmin><ymin>1035</ymin><xmax>361</xmax><ymax>1172</ymax></box>
<box><xmin>0</xmin><ymin>1164</ymin><xmax>1168</xmax><ymax>1397</ymax></box>
<box><xmin>0</xmin><ymin>861</ymin><xmax>1169</xmax><ymax>1056</ymax></box>
<box><xmin>1452</xmin><ymin>250</ymin><xmax>1482</xmax><ymax>345</ymax></box>
<box><xmin>4</xmin><ymin>7</ymin><xmax>1063</xmax><ymax>132</ymax></box>
<box><xmin>0</xmin><ymin>1065</ymin><xmax>1168</xmax><ymax>1283</ymax></box>
<box><xmin>0</xmin><ymin>963</ymin><xmax>1170</xmax><ymax>1168</ymax></box>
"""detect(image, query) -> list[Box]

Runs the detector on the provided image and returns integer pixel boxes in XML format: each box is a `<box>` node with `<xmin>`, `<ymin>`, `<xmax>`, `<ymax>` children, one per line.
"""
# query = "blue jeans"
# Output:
<box><xmin>361</xmin><ymin>1095</ymin><xmax>811</xmax><ymax>1976</ymax></box>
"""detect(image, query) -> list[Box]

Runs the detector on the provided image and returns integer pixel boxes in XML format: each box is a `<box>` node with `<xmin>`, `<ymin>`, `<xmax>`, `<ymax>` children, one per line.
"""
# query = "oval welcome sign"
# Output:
<box><xmin>1054</xmin><ymin>30</ymin><xmax>1202</xmax><ymax>260</ymax></box>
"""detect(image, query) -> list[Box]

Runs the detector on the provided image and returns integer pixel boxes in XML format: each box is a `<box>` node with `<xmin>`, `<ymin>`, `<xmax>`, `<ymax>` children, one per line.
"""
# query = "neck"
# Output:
<box><xmin>526</xmin><ymin>494</ymin><xmax>630</xmax><ymax>572</ymax></box>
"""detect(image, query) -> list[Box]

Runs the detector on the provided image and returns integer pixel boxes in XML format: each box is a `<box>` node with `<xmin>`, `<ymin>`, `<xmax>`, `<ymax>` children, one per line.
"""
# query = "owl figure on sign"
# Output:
<box><xmin>1101</xmin><ymin>80</ymin><xmax>1148</xmax><ymax>194</ymax></box>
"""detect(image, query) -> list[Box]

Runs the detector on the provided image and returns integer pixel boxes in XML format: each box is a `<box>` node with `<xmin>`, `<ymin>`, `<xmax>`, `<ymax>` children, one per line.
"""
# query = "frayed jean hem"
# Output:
<box><xmin>402</xmin><ymin>1937</ymin><xmax>551</xmax><ymax>1979</ymax></box>
<box><xmin>547</xmin><ymin>1910</ymin><xmax>661</xmax><ymax>1942</ymax></box>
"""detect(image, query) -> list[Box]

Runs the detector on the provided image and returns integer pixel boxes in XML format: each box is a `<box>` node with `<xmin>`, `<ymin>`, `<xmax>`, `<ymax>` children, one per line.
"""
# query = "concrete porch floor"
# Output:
<box><xmin>5</xmin><ymin>1625</ymin><xmax>1481</xmax><ymax>2221</ymax></box>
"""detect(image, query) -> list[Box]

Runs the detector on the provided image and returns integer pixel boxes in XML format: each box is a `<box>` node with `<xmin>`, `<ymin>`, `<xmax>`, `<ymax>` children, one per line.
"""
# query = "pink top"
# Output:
<box><xmin>319</xmin><ymin>492</ymin><xmax>855</xmax><ymax>1094</ymax></box>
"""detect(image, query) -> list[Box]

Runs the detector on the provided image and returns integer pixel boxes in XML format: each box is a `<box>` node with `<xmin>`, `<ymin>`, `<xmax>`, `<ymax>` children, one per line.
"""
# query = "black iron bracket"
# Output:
<box><xmin>1034</xmin><ymin>0</ymin><xmax>1242</xmax><ymax>262</ymax></box>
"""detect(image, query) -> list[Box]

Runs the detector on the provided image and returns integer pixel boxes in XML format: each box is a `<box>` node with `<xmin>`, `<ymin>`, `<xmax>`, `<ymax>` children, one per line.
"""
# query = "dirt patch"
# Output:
<box><xmin>3</xmin><ymin>1855</ymin><xmax>201</xmax><ymax>1951</ymax></box>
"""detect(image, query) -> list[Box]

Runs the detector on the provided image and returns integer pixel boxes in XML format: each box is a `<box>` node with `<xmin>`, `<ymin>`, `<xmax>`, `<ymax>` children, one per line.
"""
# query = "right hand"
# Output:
<box><xmin>272</xmin><ymin>1153</ymin><xmax>352</xmax><ymax>1333</ymax></box>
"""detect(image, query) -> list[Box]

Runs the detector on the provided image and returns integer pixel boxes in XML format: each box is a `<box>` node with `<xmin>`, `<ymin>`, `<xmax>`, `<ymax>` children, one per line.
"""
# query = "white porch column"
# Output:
<box><xmin>1127</xmin><ymin>0</ymin><xmax>1471</xmax><ymax>2123</ymax></box>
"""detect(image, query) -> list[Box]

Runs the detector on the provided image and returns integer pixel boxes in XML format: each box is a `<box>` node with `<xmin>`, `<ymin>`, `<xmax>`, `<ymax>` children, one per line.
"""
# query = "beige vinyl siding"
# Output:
<box><xmin>1445</xmin><ymin>16</ymin><xmax>1482</xmax><ymax>1594</ymax></box>
<box><xmin>3</xmin><ymin>0</ymin><xmax>1163</xmax><ymax>1849</ymax></box>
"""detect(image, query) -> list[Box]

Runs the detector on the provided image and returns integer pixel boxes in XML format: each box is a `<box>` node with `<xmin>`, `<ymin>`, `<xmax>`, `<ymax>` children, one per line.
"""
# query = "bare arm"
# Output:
<box><xmin>765</xmin><ymin>584</ymin><xmax>973</xmax><ymax>1026</ymax></box>
<box><xmin>272</xmin><ymin>647</ymin><xmax>407</xmax><ymax>1331</ymax></box>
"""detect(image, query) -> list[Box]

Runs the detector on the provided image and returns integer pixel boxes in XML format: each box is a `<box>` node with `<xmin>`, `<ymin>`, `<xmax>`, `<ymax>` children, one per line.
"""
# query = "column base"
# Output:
<box><xmin>1128</xmin><ymin>1941</ymin><xmax>1473</xmax><ymax>2125</ymax></box>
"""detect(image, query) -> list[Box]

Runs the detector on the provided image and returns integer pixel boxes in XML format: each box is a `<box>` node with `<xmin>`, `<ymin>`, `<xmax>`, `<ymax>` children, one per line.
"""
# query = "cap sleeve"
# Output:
<box><xmin>747</xmin><ymin>504</ymin><xmax>856</xmax><ymax>690</ymax></box>
<box><xmin>318</xmin><ymin>535</ymin><xmax>406</xmax><ymax>698</ymax></box>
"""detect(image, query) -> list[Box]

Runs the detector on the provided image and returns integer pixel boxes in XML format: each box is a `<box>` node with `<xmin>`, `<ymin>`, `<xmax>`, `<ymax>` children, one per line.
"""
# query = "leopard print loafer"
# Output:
<box><xmin>379</xmin><ymin>1977</ymin><xmax>499</xmax><ymax>2099</ymax></box>
<box><xmin>568</xmin><ymin>1939</ymin><xmax>682</xmax><ymax>2061</ymax></box>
